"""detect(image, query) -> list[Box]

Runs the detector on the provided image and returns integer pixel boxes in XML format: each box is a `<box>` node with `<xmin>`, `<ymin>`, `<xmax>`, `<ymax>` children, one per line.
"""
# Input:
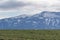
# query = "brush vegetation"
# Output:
<box><xmin>0</xmin><ymin>30</ymin><xmax>60</xmax><ymax>40</ymax></box>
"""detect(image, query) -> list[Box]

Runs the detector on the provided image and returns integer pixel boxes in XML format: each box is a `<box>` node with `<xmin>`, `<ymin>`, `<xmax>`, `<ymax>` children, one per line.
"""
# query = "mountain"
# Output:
<box><xmin>0</xmin><ymin>11</ymin><xmax>60</xmax><ymax>30</ymax></box>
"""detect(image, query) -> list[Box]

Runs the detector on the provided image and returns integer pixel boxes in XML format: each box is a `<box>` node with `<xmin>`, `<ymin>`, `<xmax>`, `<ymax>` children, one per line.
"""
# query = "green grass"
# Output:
<box><xmin>0</xmin><ymin>30</ymin><xmax>60</xmax><ymax>40</ymax></box>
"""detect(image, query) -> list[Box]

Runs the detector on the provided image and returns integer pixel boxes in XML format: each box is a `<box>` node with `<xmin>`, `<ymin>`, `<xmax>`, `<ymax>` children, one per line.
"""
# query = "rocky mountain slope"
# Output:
<box><xmin>0</xmin><ymin>11</ymin><xmax>60</xmax><ymax>30</ymax></box>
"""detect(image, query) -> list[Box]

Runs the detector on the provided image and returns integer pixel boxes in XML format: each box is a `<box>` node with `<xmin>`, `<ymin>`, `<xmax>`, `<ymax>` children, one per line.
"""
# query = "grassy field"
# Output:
<box><xmin>0</xmin><ymin>30</ymin><xmax>60</xmax><ymax>40</ymax></box>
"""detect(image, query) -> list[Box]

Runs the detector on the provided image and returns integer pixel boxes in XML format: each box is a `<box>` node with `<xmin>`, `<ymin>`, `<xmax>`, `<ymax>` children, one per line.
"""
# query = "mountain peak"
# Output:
<box><xmin>0</xmin><ymin>11</ymin><xmax>60</xmax><ymax>29</ymax></box>
<box><xmin>40</xmin><ymin>11</ymin><xmax>60</xmax><ymax>18</ymax></box>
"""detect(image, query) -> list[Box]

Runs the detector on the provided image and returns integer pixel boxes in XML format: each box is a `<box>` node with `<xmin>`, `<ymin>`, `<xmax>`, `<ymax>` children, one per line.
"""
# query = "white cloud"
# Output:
<box><xmin>0</xmin><ymin>0</ymin><xmax>60</xmax><ymax>11</ymax></box>
<box><xmin>30</xmin><ymin>0</ymin><xmax>60</xmax><ymax>12</ymax></box>
<box><xmin>0</xmin><ymin>0</ymin><xmax>60</xmax><ymax>19</ymax></box>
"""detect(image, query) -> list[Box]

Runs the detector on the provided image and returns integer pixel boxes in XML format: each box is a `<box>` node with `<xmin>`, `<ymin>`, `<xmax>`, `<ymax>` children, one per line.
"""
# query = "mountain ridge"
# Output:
<box><xmin>0</xmin><ymin>11</ymin><xmax>60</xmax><ymax>30</ymax></box>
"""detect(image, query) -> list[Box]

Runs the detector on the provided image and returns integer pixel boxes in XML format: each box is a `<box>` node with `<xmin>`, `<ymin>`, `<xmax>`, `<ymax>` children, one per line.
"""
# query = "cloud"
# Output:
<box><xmin>30</xmin><ymin>0</ymin><xmax>60</xmax><ymax>12</ymax></box>
<box><xmin>0</xmin><ymin>0</ymin><xmax>60</xmax><ymax>19</ymax></box>
<box><xmin>0</xmin><ymin>0</ymin><xmax>60</xmax><ymax>12</ymax></box>
<box><xmin>0</xmin><ymin>1</ymin><xmax>28</xmax><ymax>10</ymax></box>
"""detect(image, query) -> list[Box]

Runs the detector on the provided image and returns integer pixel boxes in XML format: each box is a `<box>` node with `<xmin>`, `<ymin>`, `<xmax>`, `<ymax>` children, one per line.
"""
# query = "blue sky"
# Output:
<box><xmin>0</xmin><ymin>0</ymin><xmax>60</xmax><ymax>19</ymax></box>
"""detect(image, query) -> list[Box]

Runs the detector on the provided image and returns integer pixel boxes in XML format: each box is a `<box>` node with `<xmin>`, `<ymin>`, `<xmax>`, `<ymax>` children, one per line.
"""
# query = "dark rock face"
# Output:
<box><xmin>0</xmin><ymin>11</ymin><xmax>60</xmax><ymax>30</ymax></box>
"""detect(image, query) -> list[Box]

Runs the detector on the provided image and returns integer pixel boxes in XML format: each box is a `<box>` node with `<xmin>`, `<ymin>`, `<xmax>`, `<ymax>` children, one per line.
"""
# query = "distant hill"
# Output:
<box><xmin>0</xmin><ymin>11</ymin><xmax>60</xmax><ymax>30</ymax></box>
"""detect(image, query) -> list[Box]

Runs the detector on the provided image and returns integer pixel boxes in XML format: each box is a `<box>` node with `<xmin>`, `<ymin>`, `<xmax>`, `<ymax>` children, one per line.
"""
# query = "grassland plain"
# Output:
<box><xmin>0</xmin><ymin>30</ymin><xmax>60</xmax><ymax>40</ymax></box>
